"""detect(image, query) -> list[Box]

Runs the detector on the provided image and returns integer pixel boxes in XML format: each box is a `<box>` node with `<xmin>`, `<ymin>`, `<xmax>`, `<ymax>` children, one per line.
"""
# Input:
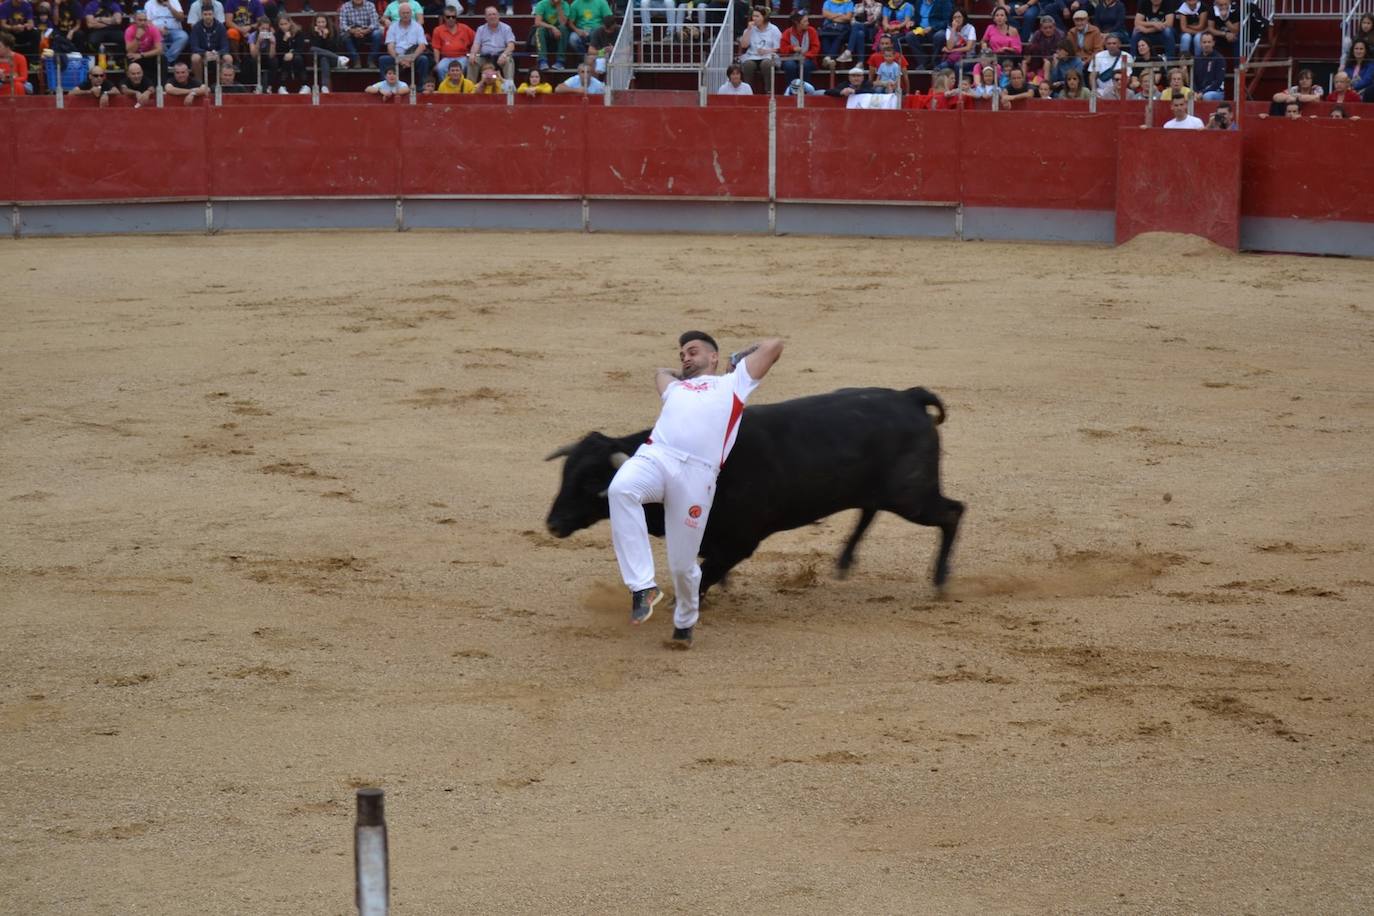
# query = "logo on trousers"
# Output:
<box><xmin>685</xmin><ymin>504</ymin><xmax>702</xmax><ymax>528</ymax></box>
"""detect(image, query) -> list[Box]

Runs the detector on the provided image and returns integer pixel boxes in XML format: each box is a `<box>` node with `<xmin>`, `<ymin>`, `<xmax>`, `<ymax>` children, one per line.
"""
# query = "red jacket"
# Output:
<box><xmin>780</xmin><ymin>26</ymin><xmax>820</xmax><ymax>60</ymax></box>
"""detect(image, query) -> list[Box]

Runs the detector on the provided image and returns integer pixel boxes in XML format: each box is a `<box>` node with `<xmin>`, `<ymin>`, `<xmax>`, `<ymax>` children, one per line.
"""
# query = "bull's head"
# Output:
<box><xmin>544</xmin><ymin>433</ymin><xmax>630</xmax><ymax>538</ymax></box>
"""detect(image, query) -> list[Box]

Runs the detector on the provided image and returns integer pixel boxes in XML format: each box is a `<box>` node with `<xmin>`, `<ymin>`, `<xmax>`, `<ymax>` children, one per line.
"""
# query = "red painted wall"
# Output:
<box><xmin>1116</xmin><ymin>127</ymin><xmax>1243</xmax><ymax>249</ymax></box>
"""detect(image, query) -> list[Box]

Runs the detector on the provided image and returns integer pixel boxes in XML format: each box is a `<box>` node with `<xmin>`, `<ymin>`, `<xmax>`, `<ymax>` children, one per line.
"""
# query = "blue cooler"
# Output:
<box><xmin>44</xmin><ymin>56</ymin><xmax>90</xmax><ymax>92</ymax></box>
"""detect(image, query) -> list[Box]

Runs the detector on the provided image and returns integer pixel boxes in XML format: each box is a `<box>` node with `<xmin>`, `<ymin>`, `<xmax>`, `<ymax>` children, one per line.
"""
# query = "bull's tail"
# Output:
<box><xmin>907</xmin><ymin>387</ymin><xmax>946</xmax><ymax>426</ymax></box>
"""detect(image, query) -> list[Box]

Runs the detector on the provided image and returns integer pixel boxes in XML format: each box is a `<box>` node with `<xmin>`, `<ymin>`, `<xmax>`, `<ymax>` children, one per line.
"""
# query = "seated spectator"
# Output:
<box><xmin>716</xmin><ymin>62</ymin><xmax>752</xmax><ymax>94</ymax></box>
<box><xmin>1159</xmin><ymin>95</ymin><xmax>1201</xmax><ymax>127</ymax></box>
<box><xmin>1088</xmin><ymin>31</ymin><xmax>1129</xmax><ymax>96</ymax></box>
<box><xmin>164</xmin><ymin>58</ymin><xmax>208</xmax><ymax>103</ymax></box>
<box><xmin>338</xmin><ymin>0</ymin><xmax>383</xmax><ymax>68</ymax></box>
<box><xmin>468</xmin><ymin>5</ymin><xmax>514</xmax><ymax>81</ymax></box>
<box><xmin>1346</xmin><ymin>40</ymin><xmax>1373</xmax><ymax>102</ymax></box>
<box><xmin>567</xmin><ymin>0</ymin><xmax>610</xmax><ymax>58</ymax></box>
<box><xmin>554</xmin><ymin>59</ymin><xmax>602</xmax><ymax>93</ymax></box>
<box><xmin>430</xmin><ymin>5</ymin><xmax>472</xmax><ymax>79</ymax></box>
<box><xmin>1046</xmin><ymin>40</ymin><xmax>1080</xmax><ymax>90</ymax></box>
<box><xmin>1204</xmin><ymin>0</ymin><xmax>1236</xmax><ymax>58</ymax></box>
<box><xmin>819</xmin><ymin>0</ymin><xmax>854</xmax><ymax>67</ymax></box>
<box><xmin>1157</xmin><ymin>65</ymin><xmax>1189</xmax><ymax>99</ymax></box>
<box><xmin>420</xmin><ymin>74</ymin><xmax>436</xmax><ymax>92</ymax></box>
<box><xmin>970</xmin><ymin>56</ymin><xmax>1000</xmax><ymax>96</ymax></box>
<box><xmin>1265</xmin><ymin>99</ymin><xmax>1301</xmax><ymax>119</ymax></box>
<box><xmin>981</xmin><ymin>6</ymin><xmax>1020</xmax><ymax>64</ymax></box>
<box><xmin>906</xmin><ymin>0</ymin><xmax>952</xmax><ymax>70</ymax></box>
<box><xmin>529</xmin><ymin>0</ymin><xmax>569</xmax><ymax>71</ymax></box>
<box><xmin>516</xmin><ymin>65</ymin><xmax>551</xmax><ymax>94</ymax></box>
<box><xmin>737</xmin><ymin>6</ymin><xmax>779</xmax><ymax>89</ymax></box>
<box><xmin>587</xmin><ymin>14</ymin><xmax>616</xmax><ymax>73</ymax></box>
<box><xmin>275</xmin><ymin>12</ymin><xmax>308</xmax><ymax>94</ymax></box>
<box><xmin>436</xmin><ymin>60</ymin><xmax>474</xmax><ymax>90</ymax></box>
<box><xmin>1327</xmin><ymin>71</ymin><xmax>1360</xmax><ymax>105</ymax></box>
<box><xmin>638</xmin><ymin>0</ymin><xmax>677</xmax><ymax>43</ymax></box>
<box><xmin>783</xmin><ymin>76</ymin><xmax>820</xmax><ymax>95</ymax></box>
<box><xmin>1272</xmin><ymin>68</ymin><xmax>1322</xmax><ymax>105</ymax></box>
<box><xmin>1193</xmin><ymin>32</ymin><xmax>1224</xmax><ymax>99</ymax></box>
<box><xmin>1329</xmin><ymin>104</ymin><xmax>1360</xmax><ymax>120</ymax></box>
<box><xmin>246</xmin><ymin>15</ymin><xmax>274</xmax><ymax>88</ymax></box>
<box><xmin>223</xmin><ymin>0</ymin><xmax>263</xmax><ymax>50</ymax></box>
<box><xmin>84</xmin><ymin>0</ymin><xmax>126</xmax><ymax>61</ymax></box>
<box><xmin>872</xmin><ymin>42</ymin><xmax>903</xmax><ymax>92</ymax></box>
<box><xmin>1023</xmin><ymin>14</ymin><xmax>1061</xmax><ymax>74</ymax></box>
<box><xmin>1009</xmin><ymin>0</ymin><xmax>1036</xmax><ymax>43</ymax></box>
<box><xmin>866</xmin><ymin>32</ymin><xmax>908</xmax><ymax>73</ymax></box>
<box><xmin>1345</xmin><ymin>13</ymin><xmax>1374</xmax><ymax>69</ymax></box>
<box><xmin>143</xmin><ymin>0</ymin><xmax>187</xmax><ymax>64</ymax></box>
<box><xmin>309</xmin><ymin>15</ymin><xmax>348</xmax><ymax>93</ymax></box>
<box><xmin>217</xmin><ymin>53</ymin><xmax>252</xmax><ymax>90</ymax></box>
<box><xmin>850</xmin><ymin>0</ymin><xmax>881</xmax><ymax>60</ymax></box>
<box><xmin>380</xmin><ymin>0</ymin><xmax>425</xmax><ymax>29</ymax></box>
<box><xmin>380</xmin><ymin>1</ymin><xmax>430</xmax><ymax>89</ymax></box>
<box><xmin>120</xmin><ymin>58</ymin><xmax>155</xmax><ymax>104</ymax></box>
<box><xmin>1133</xmin><ymin>37</ymin><xmax>1165</xmax><ymax>94</ymax></box>
<box><xmin>1205</xmin><ymin>99</ymin><xmax>1235</xmax><ymax>128</ymax></box>
<box><xmin>49</xmin><ymin>1</ymin><xmax>88</xmax><ymax>57</ymax></box>
<box><xmin>1092</xmin><ymin>0</ymin><xmax>1127</xmax><ymax>44</ymax></box>
<box><xmin>935</xmin><ymin>7</ymin><xmax>975</xmax><ymax>73</ymax></box>
<box><xmin>1056</xmin><ymin>65</ymin><xmax>1089</xmax><ymax>97</ymax></box>
<box><xmin>1065</xmin><ymin>8</ymin><xmax>1101</xmax><ymax>61</ymax></box>
<box><xmin>1035</xmin><ymin>78</ymin><xmax>1052</xmax><ymax>97</ymax></box>
<box><xmin>365</xmin><ymin>63</ymin><xmax>409</xmax><ymax>97</ymax></box>
<box><xmin>185</xmin><ymin>0</ymin><xmax>222</xmax><ymax>26</ymax></box>
<box><xmin>1000</xmin><ymin>64</ymin><xmax>1033</xmax><ymax>103</ymax></box>
<box><xmin>123</xmin><ymin>10</ymin><xmax>164</xmax><ymax>69</ymax></box>
<box><xmin>1175</xmin><ymin>0</ymin><xmax>1206</xmax><ymax>57</ymax></box>
<box><xmin>779</xmin><ymin>12</ymin><xmax>818</xmax><ymax>85</ymax></box>
<box><xmin>70</xmin><ymin>61</ymin><xmax>119</xmax><ymax>103</ymax></box>
<box><xmin>190</xmin><ymin>4</ymin><xmax>228</xmax><ymax>81</ymax></box>
<box><xmin>1131</xmin><ymin>0</ymin><xmax>1174</xmax><ymax>59</ymax></box>
<box><xmin>1</xmin><ymin>0</ymin><xmax>40</xmax><ymax>61</ymax></box>
<box><xmin>879</xmin><ymin>0</ymin><xmax>914</xmax><ymax>61</ymax></box>
<box><xmin>473</xmin><ymin>58</ymin><xmax>511</xmax><ymax>91</ymax></box>
<box><xmin>904</xmin><ymin>68</ymin><xmax>953</xmax><ymax>108</ymax></box>
<box><xmin>824</xmin><ymin>63</ymin><xmax>872</xmax><ymax>96</ymax></box>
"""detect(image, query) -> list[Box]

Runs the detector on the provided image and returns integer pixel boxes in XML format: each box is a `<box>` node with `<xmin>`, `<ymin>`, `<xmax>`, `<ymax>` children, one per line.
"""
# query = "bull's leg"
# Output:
<box><xmin>890</xmin><ymin>494</ymin><xmax>964</xmax><ymax>590</ymax></box>
<box><xmin>699</xmin><ymin>540</ymin><xmax>759</xmax><ymax>596</ymax></box>
<box><xmin>836</xmin><ymin>507</ymin><xmax>878</xmax><ymax>578</ymax></box>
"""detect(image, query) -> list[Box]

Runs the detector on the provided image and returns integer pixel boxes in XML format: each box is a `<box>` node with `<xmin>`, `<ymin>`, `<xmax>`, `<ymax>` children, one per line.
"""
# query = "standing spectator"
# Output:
<box><xmin>1160</xmin><ymin>94</ymin><xmax>1201</xmax><ymax>127</ymax></box>
<box><xmin>1157</xmin><ymin>64</ymin><xmax>1189</xmax><ymax>98</ymax></box>
<box><xmin>189</xmin><ymin>3</ymin><xmax>228</xmax><ymax>80</ymax></box>
<box><xmin>1091</xmin><ymin>0</ymin><xmax>1127</xmax><ymax>44</ymax></box>
<box><xmin>1205</xmin><ymin>99</ymin><xmax>1235</xmax><ymax>128</ymax></box>
<box><xmin>1056</xmin><ymin>65</ymin><xmax>1088</xmax><ymax>96</ymax></box>
<box><xmin>778</xmin><ymin>12</ymin><xmax>817</xmax><ymax>85</ymax></box>
<box><xmin>468</xmin><ymin>5</ymin><xmax>514</xmax><ymax>81</ymax></box>
<box><xmin>935</xmin><ymin>6</ymin><xmax>974</xmax><ymax>73</ymax></box>
<box><xmin>119</xmin><ymin>58</ymin><xmax>155</xmax><ymax>102</ymax></box>
<box><xmin>1024</xmin><ymin>14</ymin><xmax>1062</xmax><ymax>75</ymax></box>
<box><xmin>365</xmin><ymin>63</ymin><xmax>409</xmax><ymax>96</ymax></box>
<box><xmin>83</xmin><ymin>0</ymin><xmax>125</xmax><ymax>61</ymax></box>
<box><xmin>567</xmin><ymin>0</ymin><xmax>610</xmax><ymax>58</ymax></box>
<box><xmin>123</xmin><ymin>10</ymin><xmax>164</xmax><ymax>68</ymax></box>
<box><xmin>1131</xmin><ymin>0</ymin><xmax>1173</xmax><ymax>59</ymax></box>
<box><xmin>554</xmin><ymin>58</ymin><xmax>602</xmax><ymax>92</ymax></box>
<box><xmin>223</xmin><ymin>0</ymin><xmax>262</xmax><ymax>49</ymax></box>
<box><xmin>981</xmin><ymin>5</ymin><xmax>1020</xmax><ymax>64</ymax></box>
<box><xmin>338</xmin><ymin>0</ymin><xmax>382</xmax><ymax>67</ymax></box>
<box><xmin>516</xmin><ymin>65</ymin><xmax>551</xmax><ymax>93</ymax></box>
<box><xmin>1203</xmin><ymin>0</ymin><xmax>1235</xmax><ymax>58</ymax></box>
<box><xmin>529</xmin><ymin>0</ymin><xmax>569</xmax><ymax>70</ymax></box>
<box><xmin>1066</xmin><ymin>8</ymin><xmax>1101</xmax><ymax>61</ymax></box>
<box><xmin>163</xmin><ymin>57</ymin><xmax>207</xmax><ymax>101</ymax></box>
<box><xmin>824</xmin><ymin>63</ymin><xmax>871</xmax><ymax>95</ymax></box>
<box><xmin>1</xmin><ymin>0</ymin><xmax>39</xmax><ymax>61</ymax></box>
<box><xmin>906</xmin><ymin>0</ymin><xmax>951</xmax><ymax>70</ymax></box>
<box><xmin>429</xmin><ymin>5</ymin><xmax>471</xmax><ymax>78</ymax></box>
<box><xmin>1346</xmin><ymin>40</ymin><xmax>1373</xmax><ymax>102</ymax></box>
<box><xmin>435</xmin><ymin>61</ymin><xmax>473</xmax><ymax>89</ymax></box>
<box><xmin>1326</xmin><ymin>70</ymin><xmax>1359</xmax><ymax>105</ymax></box>
<box><xmin>737</xmin><ymin>6</ymin><xmax>779</xmax><ymax>89</ymax></box>
<box><xmin>274</xmin><ymin>11</ymin><xmax>307</xmax><ymax>93</ymax></box>
<box><xmin>70</xmin><ymin>61</ymin><xmax>119</xmax><ymax>103</ymax></box>
<box><xmin>473</xmin><ymin>58</ymin><xmax>510</xmax><ymax>91</ymax></box>
<box><xmin>1175</xmin><ymin>0</ymin><xmax>1205</xmax><ymax>57</ymax></box>
<box><xmin>0</xmin><ymin>30</ymin><xmax>27</xmax><ymax>93</ymax></box>
<box><xmin>1272</xmin><ymin>68</ymin><xmax>1321</xmax><ymax>105</ymax></box>
<box><xmin>1088</xmin><ymin>31</ymin><xmax>1128</xmax><ymax>95</ymax></box>
<box><xmin>380</xmin><ymin>0</ymin><xmax>429</xmax><ymax>88</ymax></box>
<box><xmin>818</xmin><ymin>0</ymin><xmax>853</xmax><ymax>68</ymax></box>
<box><xmin>144</xmin><ymin>0</ymin><xmax>188</xmax><ymax>64</ymax></box>
<box><xmin>1193</xmin><ymin>31</ymin><xmax>1224</xmax><ymax>98</ymax></box>
<box><xmin>716</xmin><ymin>61</ymin><xmax>751</xmax><ymax>93</ymax></box>
<box><xmin>247</xmin><ymin>15</ymin><xmax>274</xmax><ymax>88</ymax></box>
<box><xmin>308</xmin><ymin>15</ymin><xmax>348</xmax><ymax>92</ymax></box>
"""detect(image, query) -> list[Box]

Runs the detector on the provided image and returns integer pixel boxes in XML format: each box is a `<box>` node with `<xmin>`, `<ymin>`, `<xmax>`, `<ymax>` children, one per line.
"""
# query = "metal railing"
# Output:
<box><xmin>606</xmin><ymin>4</ymin><xmax>636</xmax><ymax>103</ymax></box>
<box><xmin>635</xmin><ymin>3</ymin><xmax>725</xmax><ymax>71</ymax></box>
<box><xmin>700</xmin><ymin>0</ymin><xmax>736</xmax><ymax>104</ymax></box>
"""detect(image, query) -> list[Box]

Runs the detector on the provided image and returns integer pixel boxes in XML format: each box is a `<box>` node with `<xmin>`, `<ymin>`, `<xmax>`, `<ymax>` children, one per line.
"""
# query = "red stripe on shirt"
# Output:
<box><xmin>719</xmin><ymin>394</ymin><xmax>744</xmax><ymax>468</ymax></box>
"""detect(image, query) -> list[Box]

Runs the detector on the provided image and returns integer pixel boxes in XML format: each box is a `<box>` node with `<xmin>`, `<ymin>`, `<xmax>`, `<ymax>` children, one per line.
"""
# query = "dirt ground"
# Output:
<box><xmin>1</xmin><ymin>230</ymin><xmax>1371</xmax><ymax>915</ymax></box>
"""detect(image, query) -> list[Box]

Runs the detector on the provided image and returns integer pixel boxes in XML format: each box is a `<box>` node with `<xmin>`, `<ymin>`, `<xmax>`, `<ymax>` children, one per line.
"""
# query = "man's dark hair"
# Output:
<box><xmin>679</xmin><ymin>331</ymin><xmax>718</xmax><ymax>352</ymax></box>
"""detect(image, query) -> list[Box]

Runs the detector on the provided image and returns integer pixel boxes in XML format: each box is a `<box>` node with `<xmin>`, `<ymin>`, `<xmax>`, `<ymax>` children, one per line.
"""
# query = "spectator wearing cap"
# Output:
<box><xmin>430</xmin><ymin>5</ymin><xmax>473</xmax><ymax>79</ymax></box>
<box><xmin>338</xmin><ymin>0</ymin><xmax>383</xmax><ymax>67</ymax></box>
<box><xmin>123</xmin><ymin>10</ymin><xmax>164</xmax><ymax>68</ymax></box>
<box><xmin>1065</xmin><ymin>7</ymin><xmax>1100</xmax><ymax>60</ymax></box>
<box><xmin>1023</xmin><ymin>14</ymin><xmax>1061</xmax><ymax>74</ymax></box>
<box><xmin>0</xmin><ymin>0</ymin><xmax>39</xmax><ymax>61</ymax></box>
<box><xmin>70</xmin><ymin>61</ymin><xmax>119</xmax><ymax>103</ymax></box>
<box><xmin>83</xmin><ymin>0</ymin><xmax>124</xmax><ymax>59</ymax></box>
<box><xmin>1194</xmin><ymin>32</ymin><xmax>1225</xmax><ymax>99</ymax></box>
<box><xmin>189</xmin><ymin>3</ymin><xmax>228</xmax><ymax>81</ymax></box>
<box><xmin>779</xmin><ymin>12</ymin><xmax>818</xmax><ymax>86</ymax></box>
<box><xmin>554</xmin><ymin>59</ymin><xmax>603</xmax><ymax>93</ymax></box>
<box><xmin>825</xmin><ymin>63</ymin><xmax>872</xmax><ymax>95</ymax></box>
<box><xmin>143</xmin><ymin>0</ymin><xmax>188</xmax><ymax>64</ymax></box>
<box><xmin>783</xmin><ymin>77</ymin><xmax>819</xmax><ymax>95</ymax></box>
<box><xmin>380</xmin><ymin>1</ymin><xmax>430</xmax><ymax>89</ymax></box>
<box><xmin>469</xmin><ymin>5</ymin><xmax>514</xmax><ymax>81</ymax></box>
<box><xmin>365</xmin><ymin>64</ymin><xmax>409</xmax><ymax>96</ymax></box>
<box><xmin>716</xmin><ymin>62</ymin><xmax>752</xmax><ymax>93</ymax></box>
<box><xmin>119</xmin><ymin>59</ymin><xmax>155</xmax><ymax>103</ymax></box>
<box><xmin>164</xmin><ymin>58</ymin><xmax>208</xmax><ymax>102</ymax></box>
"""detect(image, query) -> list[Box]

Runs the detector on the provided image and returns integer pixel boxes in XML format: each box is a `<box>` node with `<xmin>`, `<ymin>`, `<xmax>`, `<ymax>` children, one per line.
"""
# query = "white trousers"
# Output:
<box><xmin>608</xmin><ymin>444</ymin><xmax>717</xmax><ymax>629</ymax></box>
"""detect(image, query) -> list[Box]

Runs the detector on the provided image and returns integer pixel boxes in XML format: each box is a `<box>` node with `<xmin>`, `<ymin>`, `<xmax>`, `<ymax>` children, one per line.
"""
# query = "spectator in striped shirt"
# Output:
<box><xmin>339</xmin><ymin>0</ymin><xmax>383</xmax><ymax>67</ymax></box>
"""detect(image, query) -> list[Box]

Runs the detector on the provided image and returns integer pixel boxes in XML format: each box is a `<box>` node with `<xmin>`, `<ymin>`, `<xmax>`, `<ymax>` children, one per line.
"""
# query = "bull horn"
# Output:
<box><xmin>610</xmin><ymin>451</ymin><xmax>630</xmax><ymax>469</ymax></box>
<box><xmin>544</xmin><ymin>442</ymin><xmax>577</xmax><ymax>461</ymax></box>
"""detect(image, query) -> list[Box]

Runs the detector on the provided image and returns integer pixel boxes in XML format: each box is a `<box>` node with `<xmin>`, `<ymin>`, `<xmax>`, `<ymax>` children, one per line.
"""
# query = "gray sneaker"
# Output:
<box><xmin>630</xmin><ymin>587</ymin><xmax>662</xmax><ymax>624</ymax></box>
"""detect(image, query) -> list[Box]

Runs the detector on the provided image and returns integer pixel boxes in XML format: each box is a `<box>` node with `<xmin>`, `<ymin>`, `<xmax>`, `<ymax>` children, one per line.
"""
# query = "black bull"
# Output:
<box><xmin>544</xmin><ymin>386</ymin><xmax>965</xmax><ymax>594</ymax></box>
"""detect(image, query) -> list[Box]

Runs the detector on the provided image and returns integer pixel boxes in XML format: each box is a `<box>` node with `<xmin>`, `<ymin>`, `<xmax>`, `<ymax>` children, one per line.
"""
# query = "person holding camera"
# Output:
<box><xmin>1206</xmin><ymin>101</ymin><xmax>1236</xmax><ymax>130</ymax></box>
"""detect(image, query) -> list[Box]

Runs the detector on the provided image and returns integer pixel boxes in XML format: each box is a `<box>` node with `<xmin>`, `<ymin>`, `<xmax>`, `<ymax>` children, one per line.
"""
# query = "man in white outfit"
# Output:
<box><xmin>608</xmin><ymin>330</ymin><xmax>784</xmax><ymax>648</ymax></box>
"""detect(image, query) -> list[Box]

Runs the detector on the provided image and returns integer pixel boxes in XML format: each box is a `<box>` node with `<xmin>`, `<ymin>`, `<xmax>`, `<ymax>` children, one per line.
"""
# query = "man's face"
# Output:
<box><xmin>134</xmin><ymin>11</ymin><xmax>147</xmax><ymax>26</ymax></box>
<box><xmin>1073</xmin><ymin>14</ymin><xmax>1087</xmax><ymax>29</ymax></box>
<box><xmin>1201</xmin><ymin>34</ymin><xmax>1213</xmax><ymax>53</ymax></box>
<box><xmin>1171</xmin><ymin>98</ymin><xmax>1187</xmax><ymax>119</ymax></box>
<box><xmin>849</xmin><ymin>71</ymin><xmax>863</xmax><ymax>85</ymax></box>
<box><xmin>1285</xmin><ymin>103</ymin><xmax>1300</xmax><ymax>119</ymax></box>
<box><xmin>222</xmin><ymin>63</ymin><xmax>237</xmax><ymax>81</ymax></box>
<box><xmin>88</xmin><ymin>68</ymin><xmax>106</xmax><ymax>85</ymax></box>
<box><xmin>174</xmin><ymin>63</ymin><xmax>189</xmax><ymax>81</ymax></box>
<box><xmin>127</xmin><ymin>61</ymin><xmax>142</xmax><ymax>80</ymax></box>
<box><xmin>386</xmin><ymin>69</ymin><xmax>399</xmax><ymax>83</ymax></box>
<box><xmin>728</xmin><ymin>69</ymin><xmax>741</xmax><ymax>85</ymax></box>
<box><xmin>1106</xmin><ymin>36</ymin><xmax>1120</xmax><ymax>52</ymax></box>
<box><xmin>1170</xmin><ymin>71</ymin><xmax>1183</xmax><ymax>89</ymax></box>
<box><xmin>1040</xmin><ymin>19</ymin><xmax>1054</xmax><ymax>36</ymax></box>
<box><xmin>679</xmin><ymin>339</ymin><xmax>718</xmax><ymax>380</ymax></box>
<box><xmin>202</xmin><ymin>8</ymin><xmax>214</xmax><ymax>24</ymax></box>
<box><xmin>399</xmin><ymin>6</ymin><xmax>411</xmax><ymax>24</ymax></box>
<box><xmin>485</xmin><ymin>6</ymin><xmax>499</xmax><ymax>26</ymax></box>
<box><xmin>1215</xmin><ymin>105</ymin><xmax>1230</xmax><ymax>124</ymax></box>
<box><xmin>577</xmin><ymin>63</ymin><xmax>589</xmax><ymax>80</ymax></box>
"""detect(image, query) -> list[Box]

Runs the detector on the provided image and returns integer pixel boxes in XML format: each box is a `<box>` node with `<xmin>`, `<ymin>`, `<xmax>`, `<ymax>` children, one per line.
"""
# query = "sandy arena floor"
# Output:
<box><xmin>1</xmin><ymin>231</ymin><xmax>1372</xmax><ymax>914</ymax></box>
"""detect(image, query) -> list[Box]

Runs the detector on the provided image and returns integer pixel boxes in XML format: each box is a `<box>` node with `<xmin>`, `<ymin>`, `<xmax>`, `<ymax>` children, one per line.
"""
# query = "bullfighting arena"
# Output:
<box><xmin>2</xmin><ymin>230</ymin><xmax>1372</xmax><ymax>913</ymax></box>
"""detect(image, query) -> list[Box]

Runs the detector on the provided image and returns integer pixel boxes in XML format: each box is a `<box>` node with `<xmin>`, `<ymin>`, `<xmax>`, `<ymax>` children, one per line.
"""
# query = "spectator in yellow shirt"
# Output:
<box><xmin>1158</xmin><ymin>66</ymin><xmax>1193</xmax><ymax>99</ymax></box>
<box><xmin>437</xmin><ymin>66</ymin><xmax>475</xmax><ymax>92</ymax></box>
<box><xmin>516</xmin><ymin>67</ymin><xmax>552</xmax><ymax>95</ymax></box>
<box><xmin>475</xmin><ymin>60</ymin><xmax>512</xmax><ymax>92</ymax></box>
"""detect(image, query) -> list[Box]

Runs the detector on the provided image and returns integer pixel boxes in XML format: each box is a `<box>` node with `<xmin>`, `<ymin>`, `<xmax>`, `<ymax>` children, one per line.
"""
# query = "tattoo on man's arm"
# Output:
<box><xmin>730</xmin><ymin>344</ymin><xmax>759</xmax><ymax>366</ymax></box>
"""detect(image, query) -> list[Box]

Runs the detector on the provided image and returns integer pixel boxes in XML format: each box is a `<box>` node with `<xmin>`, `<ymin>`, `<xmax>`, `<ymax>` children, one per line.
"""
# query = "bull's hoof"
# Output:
<box><xmin>836</xmin><ymin>557</ymin><xmax>853</xmax><ymax>579</ymax></box>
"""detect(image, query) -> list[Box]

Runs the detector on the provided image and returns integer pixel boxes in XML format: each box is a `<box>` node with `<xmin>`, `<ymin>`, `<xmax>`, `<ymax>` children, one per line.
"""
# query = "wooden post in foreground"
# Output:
<box><xmin>355</xmin><ymin>789</ymin><xmax>389</xmax><ymax>916</ymax></box>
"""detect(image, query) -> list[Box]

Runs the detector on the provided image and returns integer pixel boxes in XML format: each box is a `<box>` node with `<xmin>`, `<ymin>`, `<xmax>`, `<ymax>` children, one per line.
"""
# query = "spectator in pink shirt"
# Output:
<box><xmin>123</xmin><ymin>9</ymin><xmax>163</xmax><ymax>66</ymax></box>
<box><xmin>981</xmin><ymin>6</ymin><xmax>1021</xmax><ymax>63</ymax></box>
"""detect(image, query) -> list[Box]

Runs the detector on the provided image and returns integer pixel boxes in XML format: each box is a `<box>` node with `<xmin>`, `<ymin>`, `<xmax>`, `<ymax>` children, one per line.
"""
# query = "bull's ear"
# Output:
<box><xmin>609</xmin><ymin>452</ymin><xmax>630</xmax><ymax>469</ymax></box>
<box><xmin>545</xmin><ymin>442</ymin><xmax>577</xmax><ymax>461</ymax></box>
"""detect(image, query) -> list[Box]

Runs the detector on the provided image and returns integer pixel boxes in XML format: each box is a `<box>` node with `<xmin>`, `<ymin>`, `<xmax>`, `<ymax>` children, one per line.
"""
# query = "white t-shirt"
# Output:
<box><xmin>1163</xmin><ymin>115</ymin><xmax>1204</xmax><ymax>129</ymax></box>
<box><xmin>370</xmin><ymin>79</ymin><xmax>409</xmax><ymax>94</ymax></box>
<box><xmin>717</xmin><ymin>80</ymin><xmax>753</xmax><ymax>95</ymax></box>
<box><xmin>743</xmin><ymin>23</ymin><xmax>782</xmax><ymax>61</ymax></box>
<box><xmin>649</xmin><ymin>360</ymin><xmax>761</xmax><ymax>468</ymax></box>
<box><xmin>144</xmin><ymin>0</ymin><xmax>185</xmax><ymax>32</ymax></box>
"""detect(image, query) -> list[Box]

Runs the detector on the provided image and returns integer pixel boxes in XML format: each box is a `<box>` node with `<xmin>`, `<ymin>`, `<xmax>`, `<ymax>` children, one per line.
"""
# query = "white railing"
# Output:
<box><xmin>636</xmin><ymin>3</ymin><xmax>731</xmax><ymax>71</ymax></box>
<box><xmin>1241</xmin><ymin>0</ymin><xmax>1274</xmax><ymax>61</ymax></box>
<box><xmin>606</xmin><ymin>4</ymin><xmax>636</xmax><ymax>102</ymax></box>
<box><xmin>1344</xmin><ymin>0</ymin><xmax>1370</xmax><ymax>46</ymax></box>
<box><xmin>1268</xmin><ymin>0</ymin><xmax>1352</xmax><ymax>16</ymax></box>
<box><xmin>700</xmin><ymin>0</ymin><xmax>737</xmax><ymax>104</ymax></box>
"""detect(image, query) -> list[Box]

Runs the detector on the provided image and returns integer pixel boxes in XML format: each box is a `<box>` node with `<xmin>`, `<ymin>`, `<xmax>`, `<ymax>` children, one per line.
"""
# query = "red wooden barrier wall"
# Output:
<box><xmin>1115</xmin><ymin>127</ymin><xmax>1243</xmax><ymax>249</ymax></box>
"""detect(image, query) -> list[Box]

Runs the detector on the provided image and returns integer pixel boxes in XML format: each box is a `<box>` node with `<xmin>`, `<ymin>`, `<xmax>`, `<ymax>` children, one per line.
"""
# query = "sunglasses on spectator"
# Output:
<box><xmin>445</xmin><ymin>14</ymin><xmax>456</xmax><ymax>18</ymax></box>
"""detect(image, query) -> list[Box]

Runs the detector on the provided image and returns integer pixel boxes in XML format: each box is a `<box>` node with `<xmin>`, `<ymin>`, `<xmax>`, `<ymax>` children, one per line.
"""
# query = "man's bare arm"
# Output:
<box><xmin>655</xmin><ymin>367</ymin><xmax>681</xmax><ymax>396</ymax></box>
<box><xmin>730</xmin><ymin>337</ymin><xmax>784</xmax><ymax>379</ymax></box>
